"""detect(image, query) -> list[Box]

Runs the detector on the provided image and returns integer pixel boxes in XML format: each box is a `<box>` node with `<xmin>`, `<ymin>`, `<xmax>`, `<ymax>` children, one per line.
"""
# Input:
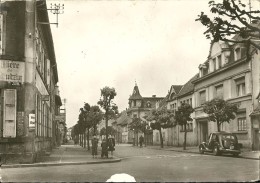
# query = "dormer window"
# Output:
<box><xmin>217</xmin><ymin>55</ymin><xmax>222</xmax><ymax>69</ymax></box>
<box><xmin>234</xmin><ymin>47</ymin><xmax>241</xmax><ymax>61</ymax></box>
<box><xmin>212</xmin><ymin>58</ymin><xmax>217</xmax><ymax>71</ymax></box>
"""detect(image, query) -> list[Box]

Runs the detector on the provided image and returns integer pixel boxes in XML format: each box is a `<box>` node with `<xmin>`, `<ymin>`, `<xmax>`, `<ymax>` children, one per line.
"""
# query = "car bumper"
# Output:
<box><xmin>220</xmin><ymin>148</ymin><xmax>240</xmax><ymax>154</ymax></box>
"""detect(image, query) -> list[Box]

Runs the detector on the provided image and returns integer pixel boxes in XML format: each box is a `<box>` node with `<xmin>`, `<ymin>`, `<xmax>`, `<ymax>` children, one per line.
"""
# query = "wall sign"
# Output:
<box><xmin>0</xmin><ymin>60</ymin><xmax>25</xmax><ymax>83</ymax></box>
<box><xmin>29</xmin><ymin>114</ymin><xmax>36</xmax><ymax>128</ymax></box>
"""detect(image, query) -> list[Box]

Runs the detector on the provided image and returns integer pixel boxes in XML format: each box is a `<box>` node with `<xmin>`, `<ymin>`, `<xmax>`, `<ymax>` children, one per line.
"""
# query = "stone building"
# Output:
<box><xmin>193</xmin><ymin>35</ymin><xmax>260</xmax><ymax>149</ymax></box>
<box><xmin>127</xmin><ymin>83</ymin><xmax>164</xmax><ymax>145</ymax></box>
<box><xmin>0</xmin><ymin>0</ymin><xmax>62</xmax><ymax>163</ymax></box>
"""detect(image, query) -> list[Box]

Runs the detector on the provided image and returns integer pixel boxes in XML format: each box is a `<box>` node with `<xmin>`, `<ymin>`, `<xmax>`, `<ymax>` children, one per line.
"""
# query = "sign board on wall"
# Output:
<box><xmin>29</xmin><ymin>114</ymin><xmax>35</xmax><ymax>128</ymax></box>
<box><xmin>0</xmin><ymin>60</ymin><xmax>25</xmax><ymax>83</ymax></box>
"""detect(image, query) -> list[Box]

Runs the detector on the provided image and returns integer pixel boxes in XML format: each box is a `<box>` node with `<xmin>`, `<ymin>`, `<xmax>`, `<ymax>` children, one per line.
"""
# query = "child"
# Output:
<box><xmin>101</xmin><ymin>139</ymin><xmax>108</xmax><ymax>158</ymax></box>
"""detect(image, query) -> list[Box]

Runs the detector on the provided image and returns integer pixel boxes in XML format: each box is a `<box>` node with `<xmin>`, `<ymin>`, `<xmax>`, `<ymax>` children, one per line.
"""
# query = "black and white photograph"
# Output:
<box><xmin>0</xmin><ymin>0</ymin><xmax>260</xmax><ymax>182</ymax></box>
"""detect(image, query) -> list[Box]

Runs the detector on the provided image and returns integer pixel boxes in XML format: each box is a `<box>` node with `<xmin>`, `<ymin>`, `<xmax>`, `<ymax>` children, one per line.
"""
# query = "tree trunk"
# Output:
<box><xmin>87</xmin><ymin>128</ymin><xmax>90</xmax><ymax>150</ymax></box>
<box><xmin>159</xmin><ymin>128</ymin><xmax>164</xmax><ymax>148</ymax></box>
<box><xmin>183</xmin><ymin>124</ymin><xmax>187</xmax><ymax>150</ymax></box>
<box><xmin>80</xmin><ymin>134</ymin><xmax>82</xmax><ymax>147</ymax></box>
<box><xmin>217</xmin><ymin>121</ymin><xmax>221</xmax><ymax>132</ymax></box>
<box><xmin>137</xmin><ymin>132</ymin><xmax>139</xmax><ymax>147</ymax></box>
<box><xmin>94</xmin><ymin>125</ymin><xmax>97</xmax><ymax>135</ymax></box>
<box><xmin>144</xmin><ymin>131</ymin><xmax>146</xmax><ymax>147</ymax></box>
<box><xmin>105</xmin><ymin>112</ymin><xmax>108</xmax><ymax>143</ymax></box>
<box><xmin>84</xmin><ymin>132</ymin><xmax>86</xmax><ymax>148</ymax></box>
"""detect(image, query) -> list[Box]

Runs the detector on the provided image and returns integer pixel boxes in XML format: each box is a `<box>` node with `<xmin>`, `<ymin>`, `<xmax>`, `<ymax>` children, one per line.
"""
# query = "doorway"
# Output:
<box><xmin>253</xmin><ymin>129</ymin><xmax>260</xmax><ymax>151</ymax></box>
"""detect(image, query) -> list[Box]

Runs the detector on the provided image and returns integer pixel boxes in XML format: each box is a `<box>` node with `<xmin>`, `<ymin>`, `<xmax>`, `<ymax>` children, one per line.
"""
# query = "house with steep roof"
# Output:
<box><xmin>127</xmin><ymin>83</ymin><xmax>164</xmax><ymax>145</ymax></box>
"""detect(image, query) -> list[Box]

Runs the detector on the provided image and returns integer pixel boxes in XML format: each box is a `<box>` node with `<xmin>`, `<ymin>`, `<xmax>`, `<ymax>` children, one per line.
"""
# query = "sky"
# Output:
<box><xmin>48</xmin><ymin>0</ymin><xmax>260</xmax><ymax>128</ymax></box>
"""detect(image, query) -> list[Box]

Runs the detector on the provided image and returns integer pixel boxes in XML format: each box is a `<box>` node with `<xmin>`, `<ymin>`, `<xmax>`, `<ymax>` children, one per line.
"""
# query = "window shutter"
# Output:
<box><xmin>3</xmin><ymin>89</ymin><xmax>17</xmax><ymax>138</ymax></box>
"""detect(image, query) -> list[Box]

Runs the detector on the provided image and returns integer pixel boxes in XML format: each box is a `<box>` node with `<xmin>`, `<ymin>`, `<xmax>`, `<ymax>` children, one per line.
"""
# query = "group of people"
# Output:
<box><xmin>91</xmin><ymin>135</ymin><xmax>115</xmax><ymax>159</ymax></box>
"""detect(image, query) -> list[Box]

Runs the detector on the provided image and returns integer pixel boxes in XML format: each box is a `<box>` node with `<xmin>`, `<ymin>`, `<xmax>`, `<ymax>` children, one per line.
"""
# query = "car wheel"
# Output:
<box><xmin>213</xmin><ymin>146</ymin><xmax>220</xmax><ymax>156</ymax></box>
<box><xmin>199</xmin><ymin>145</ymin><xmax>204</xmax><ymax>154</ymax></box>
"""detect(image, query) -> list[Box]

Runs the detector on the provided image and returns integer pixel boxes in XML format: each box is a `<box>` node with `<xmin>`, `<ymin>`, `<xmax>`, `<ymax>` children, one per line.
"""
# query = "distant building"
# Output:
<box><xmin>127</xmin><ymin>83</ymin><xmax>164</xmax><ymax>145</ymax></box>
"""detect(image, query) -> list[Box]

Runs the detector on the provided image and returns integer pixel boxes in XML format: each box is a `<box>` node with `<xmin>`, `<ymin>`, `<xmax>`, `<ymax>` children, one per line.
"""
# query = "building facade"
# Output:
<box><xmin>0</xmin><ymin>0</ymin><xmax>61</xmax><ymax>163</ymax></box>
<box><xmin>127</xmin><ymin>83</ymin><xmax>164</xmax><ymax>145</ymax></box>
<box><xmin>193</xmin><ymin>39</ymin><xmax>260</xmax><ymax>149</ymax></box>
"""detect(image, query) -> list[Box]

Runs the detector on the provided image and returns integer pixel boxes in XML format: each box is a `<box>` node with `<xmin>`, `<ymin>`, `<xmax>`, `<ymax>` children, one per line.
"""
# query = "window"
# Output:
<box><xmin>238</xmin><ymin>117</ymin><xmax>247</xmax><ymax>131</ymax></box>
<box><xmin>217</xmin><ymin>55</ymin><xmax>222</xmax><ymax>68</ymax></box>
<box><xmin>234</xmin><ymin>47</ymin><xmax>241</xmax><ymax>61</ymax></box>
<box><xmin>3</xmin><ymin>89</ymin><xmax>16</xmax><ymax>138</ymax></box>
<box><xmin>199</xmin><ymin>90</ymin><xmax>206</xmax><ymax>105</ymax></box>
<box><xmin>0</xmin><ymin>13</ymin><xmax>5</xmax><ymax>55</ymax></box>
<box><xmin>235</xmin><ymin>77</ymin><xmax>245</xmax><ymax>97</ymax></box>
<box><xmin>212</xmin><ymin>58</ymin><xmax>216</xmax><ymax>71</ymax></box>
<box><xmin>215</xmin><ymin>84</ymin><xmax>223</xmax><ymax>99</ymax></box>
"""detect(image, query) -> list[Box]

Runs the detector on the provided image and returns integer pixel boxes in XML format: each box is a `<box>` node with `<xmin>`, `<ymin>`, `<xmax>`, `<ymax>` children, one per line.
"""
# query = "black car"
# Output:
<box><xmin>199</xmin><ymin>132</ymin><xmax>241</xmax><ymax>156</ymax></box>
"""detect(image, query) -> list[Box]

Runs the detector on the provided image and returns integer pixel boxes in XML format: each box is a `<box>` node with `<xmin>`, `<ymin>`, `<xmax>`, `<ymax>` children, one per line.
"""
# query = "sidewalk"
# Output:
<box><xmin>145</xmin><ymin>145</ymin><xmax>260</xmax><ymax>160</ymax></box>
<box><xmin>1</xmin><ymin>144</ymin><xmax>121</xmax><ymax>169</ymax></box>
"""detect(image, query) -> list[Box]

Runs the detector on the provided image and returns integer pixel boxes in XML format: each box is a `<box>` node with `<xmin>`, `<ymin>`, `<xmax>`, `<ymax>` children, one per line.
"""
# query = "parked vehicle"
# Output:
<box><xmin>199</xmin><ymin>132</ymin><xmax>241</xmax><ymax>156</ymax></box>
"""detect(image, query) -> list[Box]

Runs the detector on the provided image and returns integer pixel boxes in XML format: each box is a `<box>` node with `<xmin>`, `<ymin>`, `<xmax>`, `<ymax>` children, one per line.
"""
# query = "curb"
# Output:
<box><xmin>1</xmin><ymin>158</ymin><xmax>121</xmax><ymax>169</ymax></box>
<box><xmin>145</xmin><ymin>146</ymin><xmax>260</xmax><ymax>160</ymax></box>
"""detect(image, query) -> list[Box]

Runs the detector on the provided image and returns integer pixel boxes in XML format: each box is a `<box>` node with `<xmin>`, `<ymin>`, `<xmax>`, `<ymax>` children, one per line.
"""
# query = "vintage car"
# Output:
<box><xmin>199</xmin><ymin>132</ymin><xmax>242</xmax><ymax>156</ymax></box>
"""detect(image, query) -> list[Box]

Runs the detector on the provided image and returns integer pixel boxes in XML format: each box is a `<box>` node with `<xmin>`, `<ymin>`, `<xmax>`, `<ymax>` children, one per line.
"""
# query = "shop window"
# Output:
<box><xmin>235</xmin><ymin>77</ymin><xmax>245</xmax><ymax>97</ymax></box>
<box><xmin>3</xmin><ymin>89</ymin><xmax>16</xmax><ymax>138</ymax></box>
<box><xmin>238</xmin><ymin>117</ymin><xmax>247</xmax><ymax>131</ymax></box>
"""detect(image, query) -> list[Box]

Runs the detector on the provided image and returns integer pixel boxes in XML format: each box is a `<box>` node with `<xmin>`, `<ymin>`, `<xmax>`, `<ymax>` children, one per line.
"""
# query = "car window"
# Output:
<box><xmin>222</xmin><ymin>134</ymin><xmax>235</xmax><ymax>140</ymax></box>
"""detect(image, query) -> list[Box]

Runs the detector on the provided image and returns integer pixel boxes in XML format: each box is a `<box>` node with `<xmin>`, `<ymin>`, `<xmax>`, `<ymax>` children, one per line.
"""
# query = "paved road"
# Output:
<box><xmin>1</xmin><ymin>144</ymin><xmax>259</xmax><ymax>182</ymax></box>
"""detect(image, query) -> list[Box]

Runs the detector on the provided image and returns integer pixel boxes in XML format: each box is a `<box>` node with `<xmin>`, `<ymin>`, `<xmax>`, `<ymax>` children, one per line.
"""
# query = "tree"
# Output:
<box><xmin>78</xmin><ymin>103</ymin><xmax>92</xmax><ymax>149</ymax></box>
<box><xmin>196</xmin><ymin>0</ymin><xmax>260</xmax><ymax>51</ymax></box>
<box><xmin>88</xmin><ymin>105</ymin><xmax>103</xmax><ymax>135</ymax></box>
<box><xmin>146</xmin><ymin>108</ymin><xmax>175</xmax><ymax>148</ymax></box>
<box><xmin>98</xmin><ymin>86</ymin><xmax>118</xmax><ymax>143</ymax></box>
<box><xmin>175</xmin><ymin>103</ymin><xmax>194</xmax><ymax>150</ymax></box>
<box><xmin>203</xmin><ymin>98</ymin><xmax>238</xmax><ymax>132</ymax></box>
<box><xmin>128</xmin><ymin>117</ymin><xmax>142</xmax><ymax>146</ymax></box>
<box><xmin>100</xmin><ymin>126</ymin><xmax>116</xmax><ymax>137</ymax></box>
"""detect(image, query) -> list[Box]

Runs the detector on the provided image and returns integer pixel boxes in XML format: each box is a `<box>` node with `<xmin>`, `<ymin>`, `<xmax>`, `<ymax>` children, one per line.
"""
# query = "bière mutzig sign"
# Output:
<box><xmin>0</xmin><ymin>60</ymin><xmax>25</xmax><ymax>83</ymax></box>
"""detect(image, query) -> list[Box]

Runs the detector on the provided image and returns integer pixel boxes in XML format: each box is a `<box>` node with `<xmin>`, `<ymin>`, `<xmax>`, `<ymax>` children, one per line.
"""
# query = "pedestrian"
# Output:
<box><xmin>139</xmin><ymin>135</ymin><xmax>144</xmax><ymax>148</ymax></box>
<box><xmin>108</xmin><ymin>135</ymin><xmax>115</xmax><ymax>158</ymax></box>
<box><xmin>91</xmin><ymin>135</ymin><xmax>98</xmax><ymax>158</ymax></box>
<box><xmin>101</xmin><ymin>138</ymin><xmax>108</xmax><ymax>158</ymax></box>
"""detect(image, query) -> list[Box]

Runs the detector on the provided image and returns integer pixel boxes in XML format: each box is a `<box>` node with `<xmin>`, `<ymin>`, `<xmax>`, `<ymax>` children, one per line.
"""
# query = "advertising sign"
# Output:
<box><xmin>29</xmin><ymin>114</ymin><xmax>36</xmax><ymax>128</ymax></box>
<box><xmin>0</xmin><ymin>60</ymin><xmax>25</xmax><ymax>83</ymax></box>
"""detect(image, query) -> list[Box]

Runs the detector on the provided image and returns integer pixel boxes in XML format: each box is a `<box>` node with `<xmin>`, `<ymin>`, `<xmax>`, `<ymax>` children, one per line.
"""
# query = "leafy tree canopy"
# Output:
<box><xmin>203</xmin><ymin>98</ymin><xmax>238</xmax><ymax>131</ymax></box>
<box><xmin>175</xmin><ymin>103</ymin><xmax>194</xmax><ymax>125</ymax></box>
<box><xmin>100</xmin><ymin>126</ymin><xmax>117</xmax><ymax>136</ymax></box>
<box><xmin>196</xmin><ymin>0</ymin><xmax>260</xmax><ymax>50</ymax></box>
<box><xmin>146</xmin><ymin>108</ymin><xmax>175</xmax><ymax>130</ymax></box>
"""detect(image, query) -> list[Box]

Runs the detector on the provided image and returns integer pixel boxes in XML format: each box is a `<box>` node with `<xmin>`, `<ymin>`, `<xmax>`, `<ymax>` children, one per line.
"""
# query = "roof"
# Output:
<box><xmin>158</xmin><ymin>97</ymin><xmax>167</xmax><ymax>109</ymax></box>
<box><xmin>177</xmin><ymin>74</ymin><xmax>199</xmax><ymax>97</ymax></box>
<box><xmin>116</xmin><ymin>111</ymin><xmax>132</xmax><ymax>126</ymax></box>
<box><xmin>171</xmin><ymin>85</ymin><xmax>183</xmax><ymax>94</ymax></box>
<box><xmin>129</xmin><ymin>85</ymin><xmax>143</xmax><ymax>100</ymax></box>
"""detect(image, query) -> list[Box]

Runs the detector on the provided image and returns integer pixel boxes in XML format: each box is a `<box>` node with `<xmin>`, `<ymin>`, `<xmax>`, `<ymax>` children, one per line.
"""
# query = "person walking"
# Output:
<box><xmin>139</xmin><ymin>135</ymin><xmax>144</xmax><ymax>148</ymax></box>
<box><xmin>91</xmin><ymin>135</ymin><xmax>98</xmax><ymax>158</ymax></box>
<box><xmin>101</xmin><ymin>138</ymin><xmax>108</xmax><ymax>158</ymax></box>
<box><xmin>108</xmin><ymin>135</ymin><xmax>115</xmax><ymax>158</ymax></box>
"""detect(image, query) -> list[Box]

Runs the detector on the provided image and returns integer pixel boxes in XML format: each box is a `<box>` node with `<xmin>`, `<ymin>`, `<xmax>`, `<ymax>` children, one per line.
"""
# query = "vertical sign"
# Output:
<box><xmin>3</xmin><ymin>89</ymin><xmax>16</xmax><ymax>138</ymax></box>
<box><xmin>29</xmin><ymin>114</ymin><xmax>35</xmax><ymax>128</ymax></box>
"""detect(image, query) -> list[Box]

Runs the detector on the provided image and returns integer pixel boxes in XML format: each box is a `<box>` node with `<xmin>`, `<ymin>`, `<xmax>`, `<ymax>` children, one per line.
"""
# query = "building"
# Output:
<box><xmin>0</xmin><ymin>0</ymin><xmax>61</xmax><ymax>163</ymax></box>
<box><xmin>193</xmin><ymin>36</ymin><xmax>260</xmax><ymax>149</ymax></box>
<box><xmin>127</xmin><ymin>83</ymin><xmax>164</xmax><ymax>145</ymax></box>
